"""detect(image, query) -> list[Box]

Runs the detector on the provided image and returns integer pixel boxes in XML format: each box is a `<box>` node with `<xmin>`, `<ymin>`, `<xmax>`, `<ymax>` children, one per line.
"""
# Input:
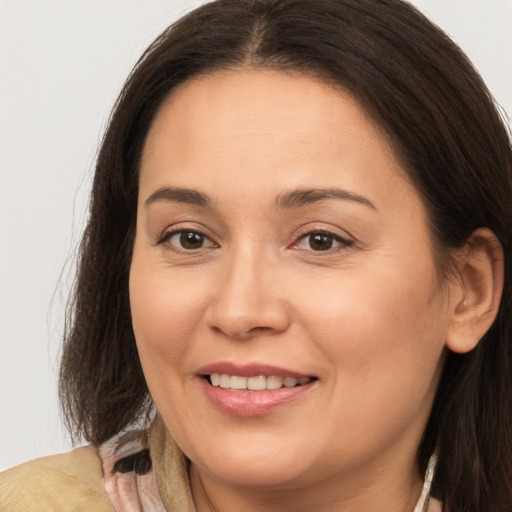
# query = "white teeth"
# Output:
<box><xmin>230</xmin><ymin>376</ymin><xmax>247</xmax><ymax>390</ymax></box>
<box><xmin>247</xmin><ymin>375</ymin><xmax>266</xmax><ymax>391</ymax></box>
<box><xmin>209</xmin><ymin>373</ymin><xmax>311</xmax><ymax>391</ymax></box>
<box><xmin>266</xmin><ymin>376</ymin><xmax>283</xmax><ymax>390</ymax></box>
<box><xmin>219</xmin><ymin>374</ymin><xmax>231</xmax><ymax>389</ymax></box>
<box><xmin>283</xmin><ymin>377</ymin><xmax>298</xmax><ymax>388</ymax></box>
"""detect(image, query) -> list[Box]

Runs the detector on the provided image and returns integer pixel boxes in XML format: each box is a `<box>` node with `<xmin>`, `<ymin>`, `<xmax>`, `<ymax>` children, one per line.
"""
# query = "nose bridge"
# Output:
<box><xmin>207</xmin><ymin>241</ymin><xmax>289</xmax><ymax>339</ymax></box>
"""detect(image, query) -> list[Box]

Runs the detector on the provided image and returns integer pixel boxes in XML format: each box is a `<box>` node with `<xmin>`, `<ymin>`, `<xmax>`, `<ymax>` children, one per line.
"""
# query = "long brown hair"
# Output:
<box><xmin>59</xmin><ymin>1</ymin><xmax>512</xmax><ymax>510</ymax></box>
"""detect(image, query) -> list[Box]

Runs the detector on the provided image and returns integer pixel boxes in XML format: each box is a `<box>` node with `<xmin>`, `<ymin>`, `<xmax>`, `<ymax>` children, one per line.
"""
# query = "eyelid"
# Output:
<box><xmin>294</xmin><ymin>223</ymin><xmax>354</xmax><ymax>240</ymax></box>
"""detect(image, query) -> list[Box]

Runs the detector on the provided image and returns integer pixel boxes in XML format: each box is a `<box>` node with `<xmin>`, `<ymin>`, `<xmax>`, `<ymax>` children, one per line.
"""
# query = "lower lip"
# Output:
<box><xmin>199</xmin><ymin>378</ymin><xmax>315</xmax><ymax>416</ymax></box>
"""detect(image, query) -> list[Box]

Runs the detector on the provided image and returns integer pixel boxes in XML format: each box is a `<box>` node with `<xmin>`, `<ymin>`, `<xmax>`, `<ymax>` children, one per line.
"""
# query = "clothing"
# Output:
<box><xmin>0</xmin><ymin>445</ymin><xmax>112</xmax><ymax>511</ymax></box>
<box><xmin>0</xmin><ymin>416</ymin><xmax>442</xmax><ymax>511</ymax></box>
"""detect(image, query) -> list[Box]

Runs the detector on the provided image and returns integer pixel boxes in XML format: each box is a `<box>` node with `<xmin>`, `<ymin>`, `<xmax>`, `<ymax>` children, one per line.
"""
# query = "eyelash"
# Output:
<box><xmin>156</xmin><ymin>227</ymin><xmax>354</xmax><ymax>253</ymax></box>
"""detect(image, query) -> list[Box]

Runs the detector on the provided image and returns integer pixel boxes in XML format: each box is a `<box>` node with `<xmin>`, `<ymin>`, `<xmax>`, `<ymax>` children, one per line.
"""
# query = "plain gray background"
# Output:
<box><xmin>1</xmin><ymin>0</ymin><xmax>511</xmax><ymax>471</ymax></box>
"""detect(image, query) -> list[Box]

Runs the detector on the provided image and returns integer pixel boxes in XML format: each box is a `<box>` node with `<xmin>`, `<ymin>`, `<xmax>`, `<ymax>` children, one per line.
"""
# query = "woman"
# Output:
<box><xmin>1</xmin><ymin>0</ymin><xmax>511</xmax><ymax>510</ymax></box>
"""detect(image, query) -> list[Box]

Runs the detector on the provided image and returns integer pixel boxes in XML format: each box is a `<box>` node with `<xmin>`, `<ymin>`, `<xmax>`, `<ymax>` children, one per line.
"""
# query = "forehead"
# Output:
<box><xmin>144</xmin><ymin>69</ymin><xmax>380</xmax><ymax>149</ymax></box>
<box><xmin>139</xmin><ymin>69</ymin><xmax>416</xmax><ymax>213</ymax></box>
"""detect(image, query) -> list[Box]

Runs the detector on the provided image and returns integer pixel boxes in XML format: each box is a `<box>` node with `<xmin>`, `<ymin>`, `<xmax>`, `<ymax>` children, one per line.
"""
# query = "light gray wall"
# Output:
<box><xmin>1</xmin><ymin>0</ymin><xmax>511</xmax><ymax>471</ymax></box>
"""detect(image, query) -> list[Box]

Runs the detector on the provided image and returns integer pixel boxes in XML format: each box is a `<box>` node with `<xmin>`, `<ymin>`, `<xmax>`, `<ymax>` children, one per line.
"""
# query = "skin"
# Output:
<box><xmin>130</xmin><ymin>69</ymin><xmax>462</xmax><ymax>511</ymax></box>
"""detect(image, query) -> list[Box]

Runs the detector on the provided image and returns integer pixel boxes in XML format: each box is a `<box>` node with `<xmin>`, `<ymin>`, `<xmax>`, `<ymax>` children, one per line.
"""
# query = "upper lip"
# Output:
<box><xmin>196</xmin><ymin>362</ymin><xmax>315</xmax><ymax>379</ymax></box>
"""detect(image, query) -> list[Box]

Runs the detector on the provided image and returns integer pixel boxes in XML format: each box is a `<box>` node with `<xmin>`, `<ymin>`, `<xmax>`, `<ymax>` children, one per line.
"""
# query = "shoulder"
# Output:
<box><xmin>0</xmin><ymin>446</ymin><xmax>113</xmax><ymax>511</ymax></box>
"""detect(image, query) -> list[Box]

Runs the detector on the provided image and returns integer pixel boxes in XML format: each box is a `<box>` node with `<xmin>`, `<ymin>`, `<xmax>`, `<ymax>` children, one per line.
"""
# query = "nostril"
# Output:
<box><xmin>248</xmin><ymin>326</ymin><xmax>273</xmax><ymax>333</ymax></box>
<box><xmin>211</xmin><ymin>324</ymin><xmax>274</xmax><ymax>341</ymax></box>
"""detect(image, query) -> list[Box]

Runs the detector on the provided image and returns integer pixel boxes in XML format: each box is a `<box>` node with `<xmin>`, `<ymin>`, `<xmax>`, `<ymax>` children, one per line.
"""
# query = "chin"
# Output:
<box><xmin>200</xmin><ymin>457</ymin><xmax>311</xmax><ymax>489</ymax></box>
<box><xmin>187</xmin><ymin>437</ymin><xmax>317</xmax><ymax>489</ymax></box>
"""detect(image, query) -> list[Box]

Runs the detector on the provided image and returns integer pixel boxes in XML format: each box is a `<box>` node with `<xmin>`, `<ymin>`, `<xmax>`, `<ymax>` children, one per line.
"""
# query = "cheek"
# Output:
<box><xmin>295</xmin><ymin>271</ymin><xmax>447</xmax><ymax>461</ymax></box>
<box><xmin>129</xmin><ymin>260</ymin><xmax>208</xmax><ymax>366</ymax></box>
<box><xmin>296</xmin><ymin>260</ymin><xmax>448</xmax><ymax>402</ymax></box>
<box><xmin>128</xmin><ymin>259</ymin><xmax>214</xmax><ymax>434</ymax></box>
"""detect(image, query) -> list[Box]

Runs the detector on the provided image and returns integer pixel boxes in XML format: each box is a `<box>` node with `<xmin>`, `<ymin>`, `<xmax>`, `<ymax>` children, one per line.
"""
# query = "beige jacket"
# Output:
<box><xmin>0</xmin><ymin>445</ymin><xmax>113</xmax><ymax>511</ymax></box>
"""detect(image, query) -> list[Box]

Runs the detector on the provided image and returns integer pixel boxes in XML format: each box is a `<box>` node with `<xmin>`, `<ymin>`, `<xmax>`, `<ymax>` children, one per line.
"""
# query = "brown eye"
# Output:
<box><xmin>163</xmin><ymin>230</ymin><xmax>213</xmax><ymax>250</ymax></box>
<box><xmin>308</xmin><ymin>233</ymin><xmax>334</xmax><ymax>251</ymax></box>
<box><xmin>295</xmin><ymin>231</ymin><xmax>352</xmax><ymax>252</ymax></box>
<box><xmin>180</xmin><ymin>231</ymin><xmax>205</xmax><ymax>249</ymax></box>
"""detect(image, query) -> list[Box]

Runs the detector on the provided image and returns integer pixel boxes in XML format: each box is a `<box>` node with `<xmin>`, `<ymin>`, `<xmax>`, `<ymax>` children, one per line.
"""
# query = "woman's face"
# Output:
<box><xmin>130</xmin><ymin>70</ymin><xmax>455</xmax><ymax>494</ymax></box>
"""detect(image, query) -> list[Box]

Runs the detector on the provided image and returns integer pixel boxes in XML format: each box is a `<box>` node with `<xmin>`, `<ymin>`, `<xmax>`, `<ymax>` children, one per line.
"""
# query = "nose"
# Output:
<box><xmin>206</xmin><ymin>248</ymin><xmax>290</xmax><ymax>340</ymax></box>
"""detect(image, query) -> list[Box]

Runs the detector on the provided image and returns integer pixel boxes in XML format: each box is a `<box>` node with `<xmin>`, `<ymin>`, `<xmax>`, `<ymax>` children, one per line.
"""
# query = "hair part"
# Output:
<box><xmin>59</xmin><ymin>1</ymin><xmax>512</xmax><ymax>510</ymax></box>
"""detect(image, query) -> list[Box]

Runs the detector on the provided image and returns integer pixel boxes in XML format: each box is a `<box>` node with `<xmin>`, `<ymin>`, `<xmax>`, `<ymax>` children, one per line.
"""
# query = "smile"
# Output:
<box><xmin>209</xmin><ymin>374</ymin><xmax>313</xmax><ymax>391</ymax></box>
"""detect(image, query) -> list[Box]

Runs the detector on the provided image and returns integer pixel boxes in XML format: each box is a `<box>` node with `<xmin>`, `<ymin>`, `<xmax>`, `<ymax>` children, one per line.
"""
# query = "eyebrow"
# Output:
<box><xmin>144</xmin><ymin>187</ymin><xmax>212</xmax><ymax>208</ymax></box>
<box><xmin>275</xmin><ymin>188</ymin><xmax>376</xmax><ymax>210</ymax></box>
<box><xmin>144</xmin><ymin>186</ymin><xmax>376</xmax><ymax>211</ymax></box>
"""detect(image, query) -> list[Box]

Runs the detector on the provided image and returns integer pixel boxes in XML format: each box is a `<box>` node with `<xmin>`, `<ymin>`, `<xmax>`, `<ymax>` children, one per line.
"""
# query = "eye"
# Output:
<box><xmin>294</xmin><ymin>231</ymin><xmax>352</xmax><ymax>252</ymax></box>
<box><xmin>160</xmin><ymin>229</ymin><xmax>215</xmax><ymax>251</ymax></box>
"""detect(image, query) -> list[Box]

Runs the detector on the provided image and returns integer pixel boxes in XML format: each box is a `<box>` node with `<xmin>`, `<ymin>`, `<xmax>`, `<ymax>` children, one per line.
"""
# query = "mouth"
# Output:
<box><xmin>196</xmin><ymin>363</ymin><xmax>318</xmax><ymax>415</ymax></box>
<box><xmin>206</xmin><ymin>373</ymin><xmax>315</xmax><ymax>391</ymax></box>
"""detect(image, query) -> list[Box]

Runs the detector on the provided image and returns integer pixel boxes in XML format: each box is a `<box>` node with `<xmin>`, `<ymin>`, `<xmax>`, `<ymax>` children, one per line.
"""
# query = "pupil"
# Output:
<box><xmin>310</xmin><ymin>234</ymin><xmax>332</xmax><ymax>251</ymax></box>
<box><xmin>180</xmin><ymin>232</ymin><xmax>203</xmax><ymax>249</ymax></box>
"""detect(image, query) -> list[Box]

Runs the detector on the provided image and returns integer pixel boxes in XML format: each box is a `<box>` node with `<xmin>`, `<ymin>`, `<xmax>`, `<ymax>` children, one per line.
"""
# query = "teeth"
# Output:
<box><xmin>247</xmin><ymin>375</ymin><xmax>266</xmax><ymax>391</ymax></box>
<box><xmin>266</xmin><ymin>376</ymin><xmax>283</xmax><ymax>390</ymax></box>
<box><xmin>219</xmin><ymin>374</ymin><xmax>231</xmax><ymax>389</ymax></box>
<box><xmin>209</xmin><ymin>373</ymin><xmax>311</xmax><ymax>391</ymax></box>
<box><xmin>230</xmin><ymin>376</ymin><xmax>247</xmax><ymax>390</ymax></box>
<box><xmin>283</xmin><ymin>377</ymin><xmax>298</xmax><ymax>387</ymax></box>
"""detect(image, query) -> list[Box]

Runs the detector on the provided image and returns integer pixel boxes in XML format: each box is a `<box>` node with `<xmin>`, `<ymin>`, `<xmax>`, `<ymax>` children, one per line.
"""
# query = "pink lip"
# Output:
<box><xmin>196</xmin><ymin>362</ymin><xmax>317</xmax><ymax>417</ymax></box>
